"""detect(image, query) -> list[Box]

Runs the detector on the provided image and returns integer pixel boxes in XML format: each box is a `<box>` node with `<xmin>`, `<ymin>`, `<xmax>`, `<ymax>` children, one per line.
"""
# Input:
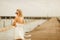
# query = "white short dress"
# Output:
<box><xmin>14</xmin><ymin>23</ymin><xmax>25</xmax><ymax>40</ymax></box>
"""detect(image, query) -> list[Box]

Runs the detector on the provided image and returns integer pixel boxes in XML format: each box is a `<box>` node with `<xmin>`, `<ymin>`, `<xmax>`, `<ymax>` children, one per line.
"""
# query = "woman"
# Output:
<box><xmin>13</xmin><ymin>9</ymin><xmax>25</xmax><ymax>40</ymax></box>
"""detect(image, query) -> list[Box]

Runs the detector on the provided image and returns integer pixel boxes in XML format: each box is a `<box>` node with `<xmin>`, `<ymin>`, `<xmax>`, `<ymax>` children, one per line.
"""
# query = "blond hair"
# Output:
<box><xmin>16</xmin><ymin>9</ymin><xmax>23</xmax><ymax>17</ymax></box>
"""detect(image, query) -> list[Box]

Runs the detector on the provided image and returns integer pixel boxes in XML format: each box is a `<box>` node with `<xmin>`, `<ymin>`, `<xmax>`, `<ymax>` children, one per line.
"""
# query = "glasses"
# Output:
<box><xmin>15</xmin><ymin>12</ymin><xmax>18</xmax><ymax>14</ymax></box>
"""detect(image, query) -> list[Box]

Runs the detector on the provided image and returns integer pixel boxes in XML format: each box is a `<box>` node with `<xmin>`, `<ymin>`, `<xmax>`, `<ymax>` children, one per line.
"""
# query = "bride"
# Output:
<box><xmin>12</xmin><ymin>9</ymin><xmax>25</xmax><ymax>40</ymax></box>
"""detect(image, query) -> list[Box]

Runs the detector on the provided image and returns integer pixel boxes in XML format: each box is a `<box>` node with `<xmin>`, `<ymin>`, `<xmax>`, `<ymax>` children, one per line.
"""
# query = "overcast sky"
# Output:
<box><xmin>0</xmin><ymin>0</ymin><xmax>60</xmax><ymax>17</ymax></box>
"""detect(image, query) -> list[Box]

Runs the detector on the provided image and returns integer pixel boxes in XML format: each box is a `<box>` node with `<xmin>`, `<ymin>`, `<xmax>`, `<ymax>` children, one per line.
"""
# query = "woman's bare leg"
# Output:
<box><xmin>16</xmin><ymin>39</ymin><xmax>22</xmax><ymax>40</ymax></box>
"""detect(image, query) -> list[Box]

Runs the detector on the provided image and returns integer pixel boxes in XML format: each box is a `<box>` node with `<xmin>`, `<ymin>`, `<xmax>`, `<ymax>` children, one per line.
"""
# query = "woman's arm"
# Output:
<box><xmin>0</xmin><ymin>18</ymin><xmax>17</xmax><ymax>32</ymax></box>
<box><xmin>20</xmin><ymin>17</ymin><xmax>25</xmax><ymax>24</ymax></box>
<box><xmin>12</xmin><ymin>17</ymin><xmax>17</xmax><ymax>26</ymax></box>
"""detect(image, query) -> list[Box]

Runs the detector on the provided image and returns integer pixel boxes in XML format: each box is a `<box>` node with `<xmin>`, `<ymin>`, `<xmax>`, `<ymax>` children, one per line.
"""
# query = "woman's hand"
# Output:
<box><xmin>0</xmin><ymin>28</ymin><xmax>6</xmax><ymax>32</ymax></box>
<box><xmin>0</xmin><ymin>26</ymin><xmax>15</xmax><ymax>32</ymax></box>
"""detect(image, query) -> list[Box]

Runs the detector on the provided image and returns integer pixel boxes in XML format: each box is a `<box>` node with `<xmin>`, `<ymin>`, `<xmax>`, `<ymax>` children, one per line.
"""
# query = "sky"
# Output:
<box><xmin>0</xmin><ymin>0</ymin><xmax>60</xmax><ymax>17</ymax></box>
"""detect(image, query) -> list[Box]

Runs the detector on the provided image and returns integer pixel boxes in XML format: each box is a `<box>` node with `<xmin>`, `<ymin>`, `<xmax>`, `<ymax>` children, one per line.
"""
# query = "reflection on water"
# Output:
<box><xmin>0</xmin><ymin>28</ymin><xmax>15</xmax><ymax>40</ymax></box>
<box><xmin>0</xmin><ymin>19</ymin><xmax>47</xmax><ymax>40</ymax></box>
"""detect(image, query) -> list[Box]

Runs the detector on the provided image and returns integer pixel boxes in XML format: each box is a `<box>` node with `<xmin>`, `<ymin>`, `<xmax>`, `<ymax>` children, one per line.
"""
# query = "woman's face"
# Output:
<box><xmin>16</xmin><ymin>11</ymin><xmax>20</xmax><ymax>16</ymax></box>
